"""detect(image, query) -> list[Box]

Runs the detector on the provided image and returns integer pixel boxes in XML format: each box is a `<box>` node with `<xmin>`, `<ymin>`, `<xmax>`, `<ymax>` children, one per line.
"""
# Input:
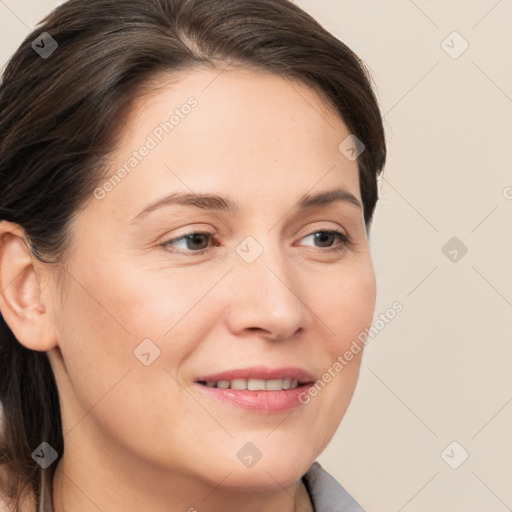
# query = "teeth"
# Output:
<box><xmin>201</xmin><ymin>378</ymin><xmax>302</xmax><ymax>390</ymax></box>
<box><xmin>265</xmin><ymin>379</ymin><xmax>283</xmax><ymax>391</ymax></box>
<box><xmin>248</xmin><ymin>379</ymin><xmax>266</xmax><ymax>391</ymax></box>
<box><xmin>230</xmin><ymin>379</ymin><xmax>246</xmax><ymax>390</ymax></box>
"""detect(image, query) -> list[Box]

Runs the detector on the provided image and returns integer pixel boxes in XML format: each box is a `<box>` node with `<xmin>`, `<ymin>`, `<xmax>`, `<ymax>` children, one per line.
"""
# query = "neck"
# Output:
<box><xmin>51</xmin><ymin>446</ymin><xmax>313</xmax><ymax>512</ymax></box>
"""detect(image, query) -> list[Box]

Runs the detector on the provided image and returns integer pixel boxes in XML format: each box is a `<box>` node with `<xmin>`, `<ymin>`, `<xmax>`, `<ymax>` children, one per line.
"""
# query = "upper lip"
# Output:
<box><xmin>195</xmin><ymin>366</ymin><xmax>315</xmax><ymax>383</ymax></box>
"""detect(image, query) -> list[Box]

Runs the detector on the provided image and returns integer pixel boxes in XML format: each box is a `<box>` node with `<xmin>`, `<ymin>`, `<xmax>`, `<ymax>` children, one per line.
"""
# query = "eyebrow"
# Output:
<box><xmin>130</xmin><ymin>186</ymin><xmax>362</xmax><ymax>224</ymax></box>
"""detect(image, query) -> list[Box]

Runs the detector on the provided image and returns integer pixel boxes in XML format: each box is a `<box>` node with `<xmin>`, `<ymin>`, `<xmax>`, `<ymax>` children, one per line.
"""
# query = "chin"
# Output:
<box><xmin>207</xmin><ymin>436</ymin><xmax>317</xmax><ymax>490</ymax></box>
<box><xmin>216</xmin><ymin>456</ymin><xmax>313</xmax><ymax>491</ymax></box>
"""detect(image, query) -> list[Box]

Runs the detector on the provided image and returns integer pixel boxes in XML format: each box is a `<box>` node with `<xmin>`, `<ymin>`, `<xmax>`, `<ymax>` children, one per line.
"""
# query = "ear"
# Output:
<box><xmin>0</xmin><ymin>220</ymin><xmax>58</xmax><ymax>351</ymax></box>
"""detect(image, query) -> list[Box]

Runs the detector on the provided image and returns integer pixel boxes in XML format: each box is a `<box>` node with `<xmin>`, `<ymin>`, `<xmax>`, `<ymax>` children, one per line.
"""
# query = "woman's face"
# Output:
<box><xmin>48</xmin><ymin>66</ymin><xmax>376</xmax><ymax>492</ymax></box>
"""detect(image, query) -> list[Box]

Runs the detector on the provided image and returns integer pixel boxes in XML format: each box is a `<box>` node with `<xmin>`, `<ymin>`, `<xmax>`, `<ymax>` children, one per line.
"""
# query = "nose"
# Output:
<box><xmin>224</xmin><ymin>242</ymin><xmax>311</xmax><ymax>342</ymax></box>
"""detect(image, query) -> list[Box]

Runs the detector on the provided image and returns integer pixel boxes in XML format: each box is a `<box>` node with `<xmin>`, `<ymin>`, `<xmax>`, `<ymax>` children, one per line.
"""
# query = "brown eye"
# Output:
<box><xmin>161</xmin><ymin>231</ymin><xmax>215</xmax><ymax>254</ymax></box>
<box><xmin>298</xmin><ymin>230</ymin><xmax>351</xmax><ymax>252</ymax></box>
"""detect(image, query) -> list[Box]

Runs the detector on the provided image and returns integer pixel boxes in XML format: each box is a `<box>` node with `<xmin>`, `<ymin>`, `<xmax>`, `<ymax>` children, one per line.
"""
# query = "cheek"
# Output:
<box><xmin>54</xmin><ymin>257</ymin><xmax>232</xmax><ymax>429</ymax></box>
<box><xmin>53</xmin><ymin>262</ymin><xmax>201</xmax><ymax>448</ymax></box>
<box><xmin>53</xmin><ymin>272</ymin><xmax>136</xmax><ymax>417</ymax></box>
<box><xmin>319</xmin><ymin>259</ymin><xmax>376</xmax><ymax>355</ymax></box>
<box><xmin>62</xmin><ymin>256</ymin><xmax>211</xmax><ymax>353</ymax></box>
<box><xmin>301</xmin><ymin>264</ymin><xmax>375</xmax><ymax>444</ymax></box>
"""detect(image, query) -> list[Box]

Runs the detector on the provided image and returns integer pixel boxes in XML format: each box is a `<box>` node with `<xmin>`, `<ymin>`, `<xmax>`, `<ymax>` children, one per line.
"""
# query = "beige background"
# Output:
<box><xmin>1</xmin><ymin>1</ymin><xmax>511</xmax><ymax>511</ymax></box>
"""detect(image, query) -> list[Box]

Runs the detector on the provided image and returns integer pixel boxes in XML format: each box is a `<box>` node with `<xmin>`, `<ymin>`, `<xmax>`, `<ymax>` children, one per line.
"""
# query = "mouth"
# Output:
<box><xmin>194</xmin><ymin>366</ymin><xmax>315</xmax><ymax>413</ymax></box>
<box><xmin>196</xmin><ymin>377</ymin><xmax>307</xmax><ymax>391</ymax></box>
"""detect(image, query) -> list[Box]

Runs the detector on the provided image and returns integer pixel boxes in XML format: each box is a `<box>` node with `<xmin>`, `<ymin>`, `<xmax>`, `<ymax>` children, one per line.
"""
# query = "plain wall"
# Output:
<box><xmin>1</xmin><ymin>1</ymin><xmax>511</xmax><ymax>511</ymax></box>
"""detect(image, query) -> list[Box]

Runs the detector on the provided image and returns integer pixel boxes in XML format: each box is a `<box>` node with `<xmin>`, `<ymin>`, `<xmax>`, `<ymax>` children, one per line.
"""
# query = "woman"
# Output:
<box><xmin>0</xmin><ymin>0</ymin><xmax>386</xmax><ymax>510</ymax></box>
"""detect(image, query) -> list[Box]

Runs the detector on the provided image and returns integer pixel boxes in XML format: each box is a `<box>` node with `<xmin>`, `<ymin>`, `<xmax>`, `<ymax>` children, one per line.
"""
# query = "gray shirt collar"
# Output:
<box><xmin>302</xmin><ymin>461</ymin><xmax>366</xmax><ymax>512</ymax></box>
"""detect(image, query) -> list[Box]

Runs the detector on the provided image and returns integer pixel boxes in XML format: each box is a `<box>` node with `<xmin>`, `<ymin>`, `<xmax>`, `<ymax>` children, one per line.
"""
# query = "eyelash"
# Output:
<box><xmin>160</xmin><ymin>229</ymin><xmax>352</xmax><ymax>256</ymax></box>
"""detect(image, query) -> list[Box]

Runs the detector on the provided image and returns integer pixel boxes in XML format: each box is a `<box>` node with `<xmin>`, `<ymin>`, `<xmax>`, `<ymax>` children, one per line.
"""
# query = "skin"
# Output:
<box><xmin>0</xmin><ymin>66</ymin><xmax>376</xmax><ymax>512</ymax></box>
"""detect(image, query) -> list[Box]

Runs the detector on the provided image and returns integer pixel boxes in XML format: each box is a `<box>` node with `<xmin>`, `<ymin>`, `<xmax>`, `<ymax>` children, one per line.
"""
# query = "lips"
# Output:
<box><xmin>194</xmin><ymin>366</ymin><xmax>315</xmax><ymax>413</ymax></box>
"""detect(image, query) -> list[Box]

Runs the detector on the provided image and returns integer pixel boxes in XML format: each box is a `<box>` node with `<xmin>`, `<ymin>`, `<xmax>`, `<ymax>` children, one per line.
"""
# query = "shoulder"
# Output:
<box><xmin>302</xmin><ymin>461</ymin><xmax>367</xmax><ymax>512</ymax></box>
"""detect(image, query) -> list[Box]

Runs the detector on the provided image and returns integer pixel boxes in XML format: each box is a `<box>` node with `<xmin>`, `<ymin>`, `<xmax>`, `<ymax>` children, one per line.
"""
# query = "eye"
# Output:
<box><xmin>297</xmin><ymin>230</ymin><xmax>351</xmax><ymax>253</ymax></box>
<box><xmin>161</xmin><ymin>231</ymin><xmax>217</xmax><ymax>254</ymax></box>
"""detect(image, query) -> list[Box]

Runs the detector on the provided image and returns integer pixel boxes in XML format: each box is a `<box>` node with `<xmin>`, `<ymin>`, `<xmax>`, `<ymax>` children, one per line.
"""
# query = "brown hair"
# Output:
<box><xmin>0</xmin><ymin>0</ymin><xmax>386</xmax><ymax>509</ymax></box>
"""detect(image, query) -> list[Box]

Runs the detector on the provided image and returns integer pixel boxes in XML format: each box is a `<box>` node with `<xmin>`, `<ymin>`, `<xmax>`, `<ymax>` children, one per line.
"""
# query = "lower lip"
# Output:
<box><xmin>195</xmin><ymin>383</ymin><xmax>313</xmax><ymax>413</ymax></box>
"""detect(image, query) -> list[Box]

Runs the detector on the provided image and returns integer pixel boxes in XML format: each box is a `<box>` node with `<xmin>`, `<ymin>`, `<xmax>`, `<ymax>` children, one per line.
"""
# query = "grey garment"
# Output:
<box><xmin>302</xmin><ymin>461</ymin><xmax>366</xmax><ymax>512</ymax></box>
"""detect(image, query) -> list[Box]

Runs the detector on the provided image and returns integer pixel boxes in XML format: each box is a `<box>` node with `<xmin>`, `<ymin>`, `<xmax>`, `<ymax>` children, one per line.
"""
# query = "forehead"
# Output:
<box><xmin>122</xmin><ymin>65</ymin><xmax>351</xmax><ymax>158</ymax></box>
<box><xmin>90</xmin><ymin>66</ymin><xmax>361</xmax><ymax>222</ymax></box>
<box><xmin>130</xmin><ymin>64</ymin><xmax>341</xmax><ymax>126</ymax></box>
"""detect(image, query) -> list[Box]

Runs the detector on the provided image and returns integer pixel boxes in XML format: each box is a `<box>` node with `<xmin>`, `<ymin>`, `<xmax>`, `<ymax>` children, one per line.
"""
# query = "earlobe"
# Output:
<box><xmin>0</xmin><ymin>220</ymin><xmax>58</xmax><ymax>352</ymax></box>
